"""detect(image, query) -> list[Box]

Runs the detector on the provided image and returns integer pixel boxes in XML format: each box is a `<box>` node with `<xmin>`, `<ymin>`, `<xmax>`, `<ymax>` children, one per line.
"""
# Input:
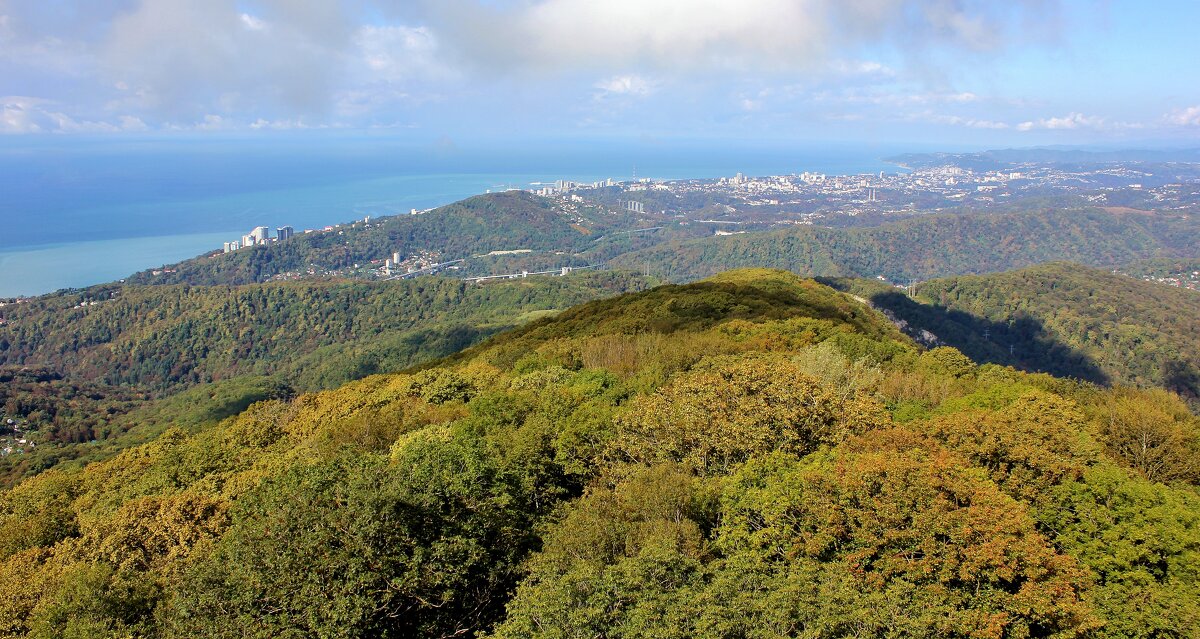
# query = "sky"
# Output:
<box><xmin>1</xmin><ymin>0</ymin><xmax>1199</xmax><ymax>147</ymax></box>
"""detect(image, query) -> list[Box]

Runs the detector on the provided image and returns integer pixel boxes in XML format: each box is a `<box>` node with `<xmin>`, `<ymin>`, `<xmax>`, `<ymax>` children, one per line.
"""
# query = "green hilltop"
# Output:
<box><xmin>124</xmin><ymin>191</ymin><xmax>665</xmax><ymax>286</ymax></box>
<box><xmin>2</xmin><ymin>269</ymin><xmax>1197</xmax><ymax>638</ymax></box>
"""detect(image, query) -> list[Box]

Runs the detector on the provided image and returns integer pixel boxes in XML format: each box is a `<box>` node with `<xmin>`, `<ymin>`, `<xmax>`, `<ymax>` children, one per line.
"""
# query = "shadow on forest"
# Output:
<box><xmin>857</xmin><ymin>289</ymin><xmax>1112</xmax><ymax>386</ymax></box>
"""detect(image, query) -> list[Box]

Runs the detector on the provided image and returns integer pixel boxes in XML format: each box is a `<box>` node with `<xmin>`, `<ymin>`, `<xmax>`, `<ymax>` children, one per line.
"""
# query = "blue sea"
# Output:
<box><xmin>0</xmin><ymin>135</ymin><xmax>916</xmax><ymax>297</ymax></box>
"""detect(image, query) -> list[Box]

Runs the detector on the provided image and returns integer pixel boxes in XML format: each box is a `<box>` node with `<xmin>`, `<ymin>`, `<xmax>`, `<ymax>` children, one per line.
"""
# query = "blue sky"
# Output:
<box><xmin>1</xmin><ymin>0</ymin><xmax>1198</xmax><ymax>146</ymax></box>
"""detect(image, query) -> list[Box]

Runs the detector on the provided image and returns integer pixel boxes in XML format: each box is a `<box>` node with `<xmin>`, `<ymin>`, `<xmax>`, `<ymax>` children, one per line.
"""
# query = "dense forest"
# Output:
<box><xmin>0</xmin><ymin>273</ymin><xmax>650</xmax><ymax>390</ymax></box>
<box><xmin>1</xmin><ymin>269</ymin><xmax>1197</xmax><ymax>638</ymax></box>
<box><xmin>0</xmin><ymin>272</ymin><xmax>651</xmax><ymax>484</ymax></box>
<box><xmin>828</xmin><ymin>262</ymin><xmax>1200</xmax><ymax>402</ymax></box>
<box><xmin>611</xmin><ymin>207</ymin><xmax>1199</xmax><ymax>281</ymax></box>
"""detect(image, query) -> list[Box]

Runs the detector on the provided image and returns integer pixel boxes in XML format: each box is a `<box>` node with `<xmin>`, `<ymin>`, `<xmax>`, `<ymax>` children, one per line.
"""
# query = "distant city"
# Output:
<box><xmin>206</xmin><ymin>157</ymin><xmax>1200</xmax><ymax>292</ymax></box>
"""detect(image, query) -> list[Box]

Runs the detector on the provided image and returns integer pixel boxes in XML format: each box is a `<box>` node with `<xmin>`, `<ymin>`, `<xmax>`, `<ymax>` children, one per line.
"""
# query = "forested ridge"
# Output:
<box><xmin>0</xmin><ymin>273</ymin><xmax>649</xmax><ymax>390</ymax></box>
<box><xmin>833</xmin><ymin>263</ymin><xmax>1200</xmax><ymax>402</ymax></box>
<box><xmin>0</xmin><ymin>272</ymin><xmax>651</xmax><ymax>484</ymax></box>
<box><xmin>1</xmin><ymin>269</ymin><xmax>1197</xmax><ymax>638</ymax></box>
<box><xmin>124</xmin><ymin>191</ymin><xmax>649</xmax><ymax>286</ymax></box>
<box><xmin>611</xmin><ymin>207</ymin><xmax>1198</xmax><ymax>281</ymax></box>
<box><xmin>113</xmin><ymin>190</ymin><xmax>1199</xmax><ymax>291</ymax></box>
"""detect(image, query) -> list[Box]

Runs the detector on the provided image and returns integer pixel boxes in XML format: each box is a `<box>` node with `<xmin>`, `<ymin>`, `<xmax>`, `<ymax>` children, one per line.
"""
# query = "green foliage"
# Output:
<box><xmin>162</xmin><ymin>441</ymin><xmax>535</xmax><ymax>638</ymax></box>
<box><xmin>1040</xmin><ymin>464</ymin><xmax>1200</xmax><ymax>638</ymax></box>
<box><xmin>125</xmin><ymin>192</ymin><xmax>640</xmax><ymax>286</ymax></box>
<box><xmin>0</xmin><ymin>470</ymin><xmax>79</xmax><ymax>560</ymax></box>
<box><xmin>611</xmin><ymin>354</ymin><xmax>888</xmax><ymax>476</ymax></box>
<box><xmin>1091</xmin><ymin>387</ymin><xmax>1200</xmax><ymax>483</ymax></box>
<box><xmin>494</xmin><ymin>445</ymin><xmax>1099</xmax><ymax>639</ymax></box>
<box><xmin>920</xmin><ymin>346</ymin><xmax>976</xmax><ymax>378</ymax></box>
<box><xmin>0</xmin><ymin>272</ymin><xmax>648</xmax><ymax>485</ymax></box>
<box><xmin>0</xmin><ymin>274</ymin><xmax>647</xmax><ymax>392</ymax></box>
<box><xmin>919</xmin><ymin>389</ymin><xmax>1100</xmax><ymax>505</ymax></box>
<box><xmin>405</xmin><ymin>369</ymin><xmax>477</xmax><ymax>404</ymax></box>
<box><xmin>856</xmin><ymin>262</ymin><xmax>1200</xmax><ymax>402</ymax></box>
<box><xmin>611</xmin><ymin>207</ymin><xmax>1194</xmax><ymax>283</ymax></box>
<box><xmin>0</xmin><ymin>268</ymin><xmax>1197</xmax><ymax>639</ymax></box>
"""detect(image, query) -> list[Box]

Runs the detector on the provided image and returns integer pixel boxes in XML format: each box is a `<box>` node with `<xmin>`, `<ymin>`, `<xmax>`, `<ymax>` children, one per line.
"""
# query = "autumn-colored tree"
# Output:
<box><xmin>1093</xmin><ymin>387</ymin><xmax>1200</xmax><ymax>484</ymax></box>
<box><xmin>611</xmin><ymin>354</ymin><xmax>889</xmax><ymax>476</ymax></box>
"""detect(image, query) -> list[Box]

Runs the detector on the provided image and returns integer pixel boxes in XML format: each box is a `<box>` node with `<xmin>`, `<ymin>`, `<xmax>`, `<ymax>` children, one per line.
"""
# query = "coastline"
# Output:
<box><xmin>0</xmin><ymin>232</ymin><xmax>239</xmax><ymax>298</ymax></box>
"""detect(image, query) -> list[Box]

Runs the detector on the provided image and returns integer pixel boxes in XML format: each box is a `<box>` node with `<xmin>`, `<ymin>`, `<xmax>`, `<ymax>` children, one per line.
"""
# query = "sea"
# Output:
<box><xmin>0</xmin><ymin>135</ymin><xmax>919</xmax><ymax>297</ymax></box>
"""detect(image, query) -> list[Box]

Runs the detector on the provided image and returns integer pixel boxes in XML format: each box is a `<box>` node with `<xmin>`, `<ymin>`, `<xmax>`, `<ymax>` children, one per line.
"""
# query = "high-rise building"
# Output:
<box><xmin>276</xmin><ymin>226</ymin><xmax>295</xmax><ymax>241</ymax></box>
<box><xmin>392</xmin><ymin>251</ymin><xmax>401</xmax><ymax>264</ymax></box>
<box><xmin>250</xmin><ymin>226</ymin><xmax>270</xmax><ymax>244</ymax></box>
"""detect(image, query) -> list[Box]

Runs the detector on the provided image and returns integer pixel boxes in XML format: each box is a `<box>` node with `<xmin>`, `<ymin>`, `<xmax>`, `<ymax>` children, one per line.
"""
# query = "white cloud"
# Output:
<box><xmin>426</xmin><ymin>0</ymin><xmax>1050</xmax><ymax>74</ymax></box>
<box><xmin>102</xmin><ymin>0</ymin><xmax>357</xmax><ymax>119</ymax></box>
<box><xmin>825</xmin><ymin>60</ymin><xmax>896</xmax><ymax>79</ymax></box>
<box><xmin>355</xmin><ymin>25</ymin><xmax>445</xmax><ymax>81</ymax></box>
<box><xmin>0</xmin><ymin>0</ymin><xmax>1123</xmax><ymax>137</ymax></box>
<box><xmin>116</xmin><ymin>114</ymin><xmax>148</xmax><ymax>131</ymax></box>
<box><xmin>0</xmin><ymin>95</ymin><xmax>148</xmax><ymax>133</ymax></box>
<box><xmin>1014</xmin><ymin>112</ymin><xmax>1145</xmax><ymax>132</ymax></box>
<box><xmin>1</xmin><ymin>96</ymin><xmax>45</xmax><ymax>133</ymax></box>
<box><xmin>249</xmin><ymin>117</ymin><xmax>310</xmax><ymax>130</ymax></box>
<box><xmin>594</xmin><ymin>74</ymin><xmax>657</xmax><ymax>96</ymax></box>
<box><xmin>239</xmin><ymin>13</ymin><xmax>267</xmax><ymax>32</ymax></box>
<box><xmin>1017</xmin><ymin>112</ymin><xmax>1105</xmax><ymax>131</ymax></box>
<box><xmin>813</xmin><ymin>88</ymin><xmax>981</xmax><ymax>107</ymax></box>
<box><xmin>1167</xmin><ymin>106</ymin><xmax>1200</xmax><ymax>126</ymax></box>
<box><xmin>194</xmin><ymin>114</ymin><xmax>228</xmax><ymax>131</ymax></box>
<box><xmin>924</xmin><ymin>113</ymin><xmax>1009</xmax><ymax>129</ymax></box>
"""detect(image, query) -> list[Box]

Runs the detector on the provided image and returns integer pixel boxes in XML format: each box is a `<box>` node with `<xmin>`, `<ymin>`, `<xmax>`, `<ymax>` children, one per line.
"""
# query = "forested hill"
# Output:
<box><xmin>611</xmin><ymin>207</ymin><xmax>1198</xmax><ymax>282</ymax></box>
<box><xmin>0</xmin><ymin>272</ymin><xmax>650</xmax><ymax>482</ymax></box>
<box><xmin>125</xmin><ymin>191</ymin><xmax>649</xmax><ymax>286</ymax></box>
<box><xmin>2</xmin><ymin>268</ymin><xmax>1197</xmax><ymax>638</ymax></box>
<box><xmin>0</xmin><ymin>273</ymin><xmax>648</xmax><ymax>391</ymax></box>
<box><xmin>837</xmin><ymin>262</ymin><xmax>1200</xmax><ymax>401</ymax></box>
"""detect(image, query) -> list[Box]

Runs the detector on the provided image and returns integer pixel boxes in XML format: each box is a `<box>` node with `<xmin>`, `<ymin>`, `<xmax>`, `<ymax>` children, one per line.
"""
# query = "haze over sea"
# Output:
<box><xmin>0</xmin><ymin>136</ymin><xmax>915</xmax><ymax>297</ymax></box>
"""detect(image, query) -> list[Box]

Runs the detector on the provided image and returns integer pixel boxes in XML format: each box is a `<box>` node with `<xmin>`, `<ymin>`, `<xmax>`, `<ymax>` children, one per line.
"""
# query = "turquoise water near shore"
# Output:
<box><xmin>0</xmin><ymin>172</ymin><xmax>607</xmax><ymax>297</ymax></box>
<box><xmin>0</xmin><ymin>137</ymin><xmax>909</xmax><ymax>297</ymax></box>
<box><xmin>0</xmin><ymin>233</ymin><xmax>239</xmax><ymax>297</ymax></box>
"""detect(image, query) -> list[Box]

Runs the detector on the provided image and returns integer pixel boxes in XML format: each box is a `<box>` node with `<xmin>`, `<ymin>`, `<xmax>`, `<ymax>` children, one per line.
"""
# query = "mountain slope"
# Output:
<box><xmin>1</xmin><ymin>273</ymin><xmax>648</xmax><ymax>391</ymax></box>
<box><xmin>611</xmin><ymin>207</ymin><xmax>1197</xmax><ymax>282</ymax></box>
<box><xmin>0</xmin><ymin>272</ymin><xmax>650</xmax><ymax>484</ymax></box>
<box><xmin>126</xmin><ymin>191</ymin><xmax>650</xmax><ymax>286</ymax></box>
<box><xmin>837</xmin><ymin>262</ymin><xmax>1200</xmax><ymax>400</ymax></box>
<box><xmin>2</xmin><ymin>269</ymin><xmax>1197</xmax><ymax>638</ymax></box>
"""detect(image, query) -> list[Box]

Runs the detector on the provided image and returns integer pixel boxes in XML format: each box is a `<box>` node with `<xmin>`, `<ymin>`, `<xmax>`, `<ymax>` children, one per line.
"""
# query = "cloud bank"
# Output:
<box><xmin>0</xmin><ymin>0</ymin><xmax>1193</xmax><ymax>140</ymax></box>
